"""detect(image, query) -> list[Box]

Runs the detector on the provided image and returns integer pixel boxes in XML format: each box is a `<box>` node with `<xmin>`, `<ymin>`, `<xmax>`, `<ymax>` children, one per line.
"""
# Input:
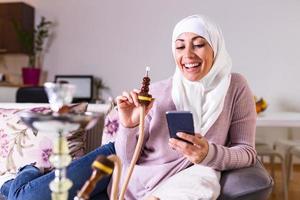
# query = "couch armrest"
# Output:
<box><xmin>85</xmin><ymin>114</ymin><xmax>105</xmax><ymax>153</ymax></box>
<box><xmin>218</xmin><ymin>158</ymin><xmax>273</xmax><ymax>200</ymax></box>
<box><xmin>83</xmin><ymin>103</ymin><xmax>110</xmax><ymax>153</ymax></box>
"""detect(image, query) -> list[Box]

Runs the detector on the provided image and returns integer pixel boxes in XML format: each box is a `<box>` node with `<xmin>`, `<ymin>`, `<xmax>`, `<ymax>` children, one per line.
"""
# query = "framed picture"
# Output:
<box><xmin>54</xmin><ymin>75</ymin><xmax>94</xmax><ymax>102</ymax></box>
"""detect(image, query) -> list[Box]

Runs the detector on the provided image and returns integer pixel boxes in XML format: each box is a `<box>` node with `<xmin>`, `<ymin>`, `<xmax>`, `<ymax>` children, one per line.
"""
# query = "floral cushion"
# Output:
<box><xmin>0</xmin><ymin>103</ymin><xmax>88</xmax><ymax>176</ymax></box>
<box><xmin>102</xmin><ymin>107</ymin><xmax>119</xmax><ymax>145</ymax></box>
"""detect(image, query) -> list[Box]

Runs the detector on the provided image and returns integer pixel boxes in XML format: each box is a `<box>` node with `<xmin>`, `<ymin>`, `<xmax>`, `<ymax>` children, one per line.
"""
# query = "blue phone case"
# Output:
<box><xmin>166</xmin><ymin>111</ymin><xmax>195</xmax><ymax>140</ymax></box>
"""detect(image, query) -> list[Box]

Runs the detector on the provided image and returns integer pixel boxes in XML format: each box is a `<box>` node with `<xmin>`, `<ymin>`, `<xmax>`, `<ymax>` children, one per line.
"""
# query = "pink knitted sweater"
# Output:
<box><xmin>114</xmin><ymin>73</ymin><xmax>257</xmax><ymax>199</ymax></box>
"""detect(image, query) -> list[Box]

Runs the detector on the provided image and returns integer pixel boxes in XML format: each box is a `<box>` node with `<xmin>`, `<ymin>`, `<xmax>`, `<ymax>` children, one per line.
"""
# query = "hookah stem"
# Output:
<box><xmin>118</xmin><ymin>105</ymin><xmax>146</xmax><ymax>200</ymax></box>
<box><xmin>107</xmin><ymin>155</ymin><xmax>122</xmax><ymax>200</ymax></box>
<box><xmin>57</xmin><ymin>129</ymin><xmax>64</xmax><ymax>183</ymax></box>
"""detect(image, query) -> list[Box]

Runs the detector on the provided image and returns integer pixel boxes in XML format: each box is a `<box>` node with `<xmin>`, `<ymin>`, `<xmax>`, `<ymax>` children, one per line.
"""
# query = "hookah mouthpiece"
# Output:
<box><xmin>75</xmin><ymin>156</ymin><xmax>114</xmax><ymax>200</ymax></box>
<box><xmin>138</xmin><ymin>66</ymin><xmax>152</xmax><ymax>106</ymax></box>
<box><xmin>92</xmin><ymin>155</ymin><xmax>115</xmax><ymax>175</ymax></box>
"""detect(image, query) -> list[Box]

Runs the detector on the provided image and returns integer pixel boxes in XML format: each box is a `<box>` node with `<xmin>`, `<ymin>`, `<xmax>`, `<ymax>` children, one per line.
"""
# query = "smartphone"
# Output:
<box><xmin>166</xmin><ymin>111</ymin><xmax>195</xmax><ymax>142</ymax></box>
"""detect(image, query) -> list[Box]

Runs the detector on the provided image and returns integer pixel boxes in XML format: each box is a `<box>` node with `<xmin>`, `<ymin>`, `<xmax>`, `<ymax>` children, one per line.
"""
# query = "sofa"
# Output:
<box><xmin>0</xmin><ymin>103</ymin><xmax>110</xmax><ymax>188</ymax></box>
<box><xmin>0</xmin><ymin>103</ymin><xmax>273</xmax><ymax>200</ymax></box>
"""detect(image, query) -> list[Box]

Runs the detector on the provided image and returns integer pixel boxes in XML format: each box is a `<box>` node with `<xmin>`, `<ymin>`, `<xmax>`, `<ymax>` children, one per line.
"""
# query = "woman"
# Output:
<box><xmin>0</xmin><ymin>15</ymin><xmax>256</xmax><ymax>200</ymax></box>
<box><xmin>115</xmin><ymin>15</ymin><xmax>256</xmax><ymax>200</ymax></box>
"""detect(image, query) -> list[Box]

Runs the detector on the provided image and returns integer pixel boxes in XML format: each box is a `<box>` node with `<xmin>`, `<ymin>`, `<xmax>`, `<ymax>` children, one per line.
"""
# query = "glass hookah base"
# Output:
<box><xmin>50</xmin><ymin>178</ymin><xmax>73</xmax><ymax>200</ymax></box>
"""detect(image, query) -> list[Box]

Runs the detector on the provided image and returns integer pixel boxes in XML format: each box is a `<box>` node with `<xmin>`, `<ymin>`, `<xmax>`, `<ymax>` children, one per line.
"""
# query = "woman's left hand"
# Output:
<box><xmin>168</xmin><ymin>132</ymin><xmax>209</xmax><ymax>164</ymax></box>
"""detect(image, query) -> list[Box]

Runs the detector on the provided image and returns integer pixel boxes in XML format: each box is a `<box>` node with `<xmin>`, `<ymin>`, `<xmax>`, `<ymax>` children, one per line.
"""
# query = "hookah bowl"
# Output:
<box><xmin>20</xmin><ymin>82</ymin><xmax>101</xmax><ymax>200</ymax></box>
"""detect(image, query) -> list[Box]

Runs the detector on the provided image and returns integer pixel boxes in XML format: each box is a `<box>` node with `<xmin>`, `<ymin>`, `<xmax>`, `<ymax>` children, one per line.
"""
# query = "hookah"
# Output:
<box><xmin>75</xmin><ymin>155</ymin><xmax>115</xmax><ymax>200</ymax></box>
<box><xmin>75</xmin><ymin>67</ymin><xmax>153</xmax><ymax>200</ymax></box>
<box><xmin>20</xmin><ymin>82</ymin><xmax>101</xmax><ymax>200</ymax></box>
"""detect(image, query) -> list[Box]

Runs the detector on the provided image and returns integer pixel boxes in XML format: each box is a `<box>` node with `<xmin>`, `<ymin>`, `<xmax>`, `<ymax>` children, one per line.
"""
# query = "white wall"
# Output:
<box><xmin>1</xmin><ymin>0</ymin><xmax>300</xmax><ymax>161</ymax></box>
<box><xmin>2</xmin><ymin>0</ymin><xmax>300</xmax><ymax>112</ymax></box>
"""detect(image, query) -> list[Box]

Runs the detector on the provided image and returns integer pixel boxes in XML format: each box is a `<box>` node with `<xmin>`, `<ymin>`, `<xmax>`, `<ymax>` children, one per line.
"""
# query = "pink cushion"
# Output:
<box><xmin>0</xmin><ymin>104</ymin><xmax>87</xmax><ymax>175</ymax></box>
<box><xmin>102</xmin><ymin>108</ymin><xmax>119</xmax><ymax>145</ymax></box>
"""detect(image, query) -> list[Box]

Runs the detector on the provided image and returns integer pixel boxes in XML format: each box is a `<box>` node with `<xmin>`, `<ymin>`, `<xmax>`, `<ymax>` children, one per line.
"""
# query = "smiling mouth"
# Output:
<box><xmin>183</xmin><ymin>63</ymin><xmax>201</xmax><ymax>69</ymax></box>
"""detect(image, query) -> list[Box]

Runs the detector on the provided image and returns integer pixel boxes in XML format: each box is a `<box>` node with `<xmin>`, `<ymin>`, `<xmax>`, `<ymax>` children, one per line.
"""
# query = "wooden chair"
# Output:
<box><xmin>256</xmin><ymin>142</ymin><xmax>288</xmax><ymax>200</ymax></box>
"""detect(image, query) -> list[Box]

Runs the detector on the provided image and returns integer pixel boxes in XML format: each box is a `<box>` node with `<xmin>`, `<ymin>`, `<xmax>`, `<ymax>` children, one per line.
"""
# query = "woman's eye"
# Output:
<box><xmin>194</xmin><ymin>44</ymin><xmax>205</xmax><ymax>48</ymax></box>
<box><xmin>176</xmin><ymin>46</ymin><xmax>185</xmax><ymax>50</ymax></box>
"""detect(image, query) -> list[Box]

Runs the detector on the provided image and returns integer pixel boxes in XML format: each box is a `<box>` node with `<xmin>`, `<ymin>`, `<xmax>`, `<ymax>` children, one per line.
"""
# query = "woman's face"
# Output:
<box><xmin>175</xmin><ymin>32</ymin><xmax>214</xmax><ymax>81</ymax></box>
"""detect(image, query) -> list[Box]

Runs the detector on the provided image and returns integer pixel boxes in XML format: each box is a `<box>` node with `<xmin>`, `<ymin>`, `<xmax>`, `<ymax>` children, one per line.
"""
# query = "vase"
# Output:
<box><xmin>22</xmin><ymin>67</ymin><xmax>41</xmax><ymax>86</ymax></box>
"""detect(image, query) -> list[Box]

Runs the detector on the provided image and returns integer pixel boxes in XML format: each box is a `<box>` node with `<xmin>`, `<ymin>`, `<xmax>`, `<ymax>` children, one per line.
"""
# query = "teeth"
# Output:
<box><xmin>184</xmin><ymin>63</ymin><xmax>199</xmax><ymax>68</ymax></box>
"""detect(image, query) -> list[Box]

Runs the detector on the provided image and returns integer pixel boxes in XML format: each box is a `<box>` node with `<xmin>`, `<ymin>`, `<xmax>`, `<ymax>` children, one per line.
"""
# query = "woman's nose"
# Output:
<box><xmin>183</xmin><ymin>47</ymin><xmax>195</xmax><ymax>58</ymax></box>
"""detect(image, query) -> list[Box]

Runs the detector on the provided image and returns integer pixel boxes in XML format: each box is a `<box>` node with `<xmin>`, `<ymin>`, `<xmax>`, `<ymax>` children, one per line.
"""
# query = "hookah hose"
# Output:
<box><xmin>107</xmin><ymin>155</ymin><xmax>122</xmax><ymax>200</ymax></box>
<box><xmin>118</xmin><ymin>105</ymin><xmax>146</xmax><ymax>200</ymax></box>
<box><xmin>118</xmin><ymin>67</ymin><xmax>152</xmax><ymax>200</ymax></box>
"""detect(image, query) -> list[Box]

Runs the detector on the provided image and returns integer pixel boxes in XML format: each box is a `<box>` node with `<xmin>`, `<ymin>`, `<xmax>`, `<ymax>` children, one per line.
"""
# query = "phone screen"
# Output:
<box><xmin>166</xmin><ymin>111</ymin><xmax>195</xmax><ymax>142</ymax></box>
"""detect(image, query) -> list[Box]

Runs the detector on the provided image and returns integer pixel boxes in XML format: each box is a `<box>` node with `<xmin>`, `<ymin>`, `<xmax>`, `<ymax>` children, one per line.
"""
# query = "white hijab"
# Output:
<box><xmin>171</xmin><ymin>15</ymin><xmax>232</xmax><ymax>136</ymax></box>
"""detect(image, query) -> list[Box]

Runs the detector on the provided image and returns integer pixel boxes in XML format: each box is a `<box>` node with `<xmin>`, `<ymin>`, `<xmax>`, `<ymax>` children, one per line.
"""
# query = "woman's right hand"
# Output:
<box><xmin>116</xmin><ymin>90</ymin><xmax>154</xmax><ymax>128</ymax></box>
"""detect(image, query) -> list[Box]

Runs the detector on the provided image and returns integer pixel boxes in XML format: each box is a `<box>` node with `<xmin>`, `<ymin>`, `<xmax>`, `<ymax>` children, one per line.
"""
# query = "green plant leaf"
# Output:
<box><xmin>12</xmin><ymin>16</ymin><xmax>53</xmax><ymax>67</ymax></box>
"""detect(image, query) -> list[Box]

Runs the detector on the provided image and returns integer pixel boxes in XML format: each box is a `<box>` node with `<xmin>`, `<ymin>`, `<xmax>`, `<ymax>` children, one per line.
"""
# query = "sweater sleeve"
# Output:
<box><xmin>114</xmin><ymin>114</ymin><xmax>151</xmax><ymax>165</ymax></box>
<box><xmin>201</xmin><ymin>76</ymin><xmax>257</xmax><ymax>171</ymax></box>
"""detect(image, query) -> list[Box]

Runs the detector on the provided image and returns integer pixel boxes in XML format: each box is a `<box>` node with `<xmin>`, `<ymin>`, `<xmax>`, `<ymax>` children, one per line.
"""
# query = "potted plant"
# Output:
<box><xmin>14</xmin><ymin>16</ymin><xmax>53</xmax><ymax>85</ymax></box>
<box><xmin>94</xmin><ymin>77</ymin><xmax>110</xmax><ymax>103</ymax></box>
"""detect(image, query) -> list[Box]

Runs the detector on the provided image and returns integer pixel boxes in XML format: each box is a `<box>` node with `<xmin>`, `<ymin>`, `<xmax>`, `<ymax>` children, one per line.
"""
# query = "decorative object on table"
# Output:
<box><xmin>254</xmin><ymin>96</ymin><xmax>268</xmax><ymax>114</ymax></box>
<box><xmin>20</xmin><ymin>82</ymin><xmax>101</xmax><ymax>200</ymax></box>
<box><xmin>14</xmin><ymin>16</ymin><xmax>53</xmax><ymax>85</ymax></box>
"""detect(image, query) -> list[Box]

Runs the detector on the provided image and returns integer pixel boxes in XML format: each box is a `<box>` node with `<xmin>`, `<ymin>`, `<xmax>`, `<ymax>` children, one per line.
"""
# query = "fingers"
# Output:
<box><xmin>122</xmin><ymin>91</ymin><xmax>134</xmax><ymax>104</ymax></box>
<box><xmin>116</xmin><ymin>89</ymin><xmax>155</xmax><ymax>110</ymax></box>
<box><xmin>169</xmin><ymin>137</ymin><xmax>195</xmax><ymax>154</ymax></box>
<box><xmin>130</xmin><ymin>90</ymin><xmax>139</xmax><ymax>107</ymax></box>
<box><xmin>169</xmin><ymin>139</ymin><xmax>200</xmax><ymax>163</ymax></box>
<box><xmin>176</xmin><ymin>132</ymin><xmax>205</xmax><ymax>148</ymax></box>
<box><xmin>133</xmin><ymin>88</ymin><xmax>140</xmax><ymax>93</ymax></box>
<box><xmin>116</xmin><ymin>90</ymin><xmax>140</xmax><ymax>107</ymax></box>
<box><xmin>169</xmin><ymin>133</ymin><xmax>209</xmax><ymax>164</ymax></box>
<box><xmin>115</xmin><ymin>95</ymin><xmax>128</xmax><ymax>104</ymax></box>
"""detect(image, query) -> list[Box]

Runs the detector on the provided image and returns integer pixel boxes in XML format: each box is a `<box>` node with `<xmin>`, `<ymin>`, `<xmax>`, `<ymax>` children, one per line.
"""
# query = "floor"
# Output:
<box><xmin>265</xmin><ymin>164</ymin><xmax>300</xmax><ymax>200</ymax></box>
